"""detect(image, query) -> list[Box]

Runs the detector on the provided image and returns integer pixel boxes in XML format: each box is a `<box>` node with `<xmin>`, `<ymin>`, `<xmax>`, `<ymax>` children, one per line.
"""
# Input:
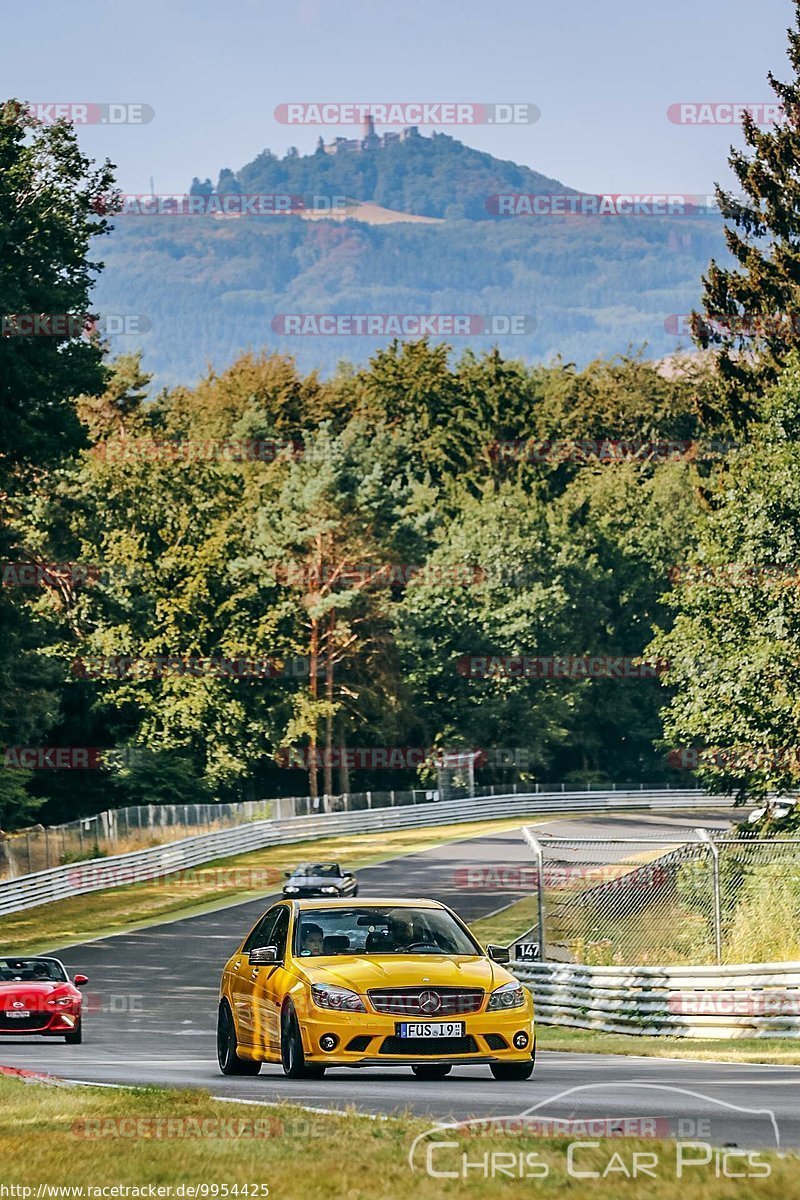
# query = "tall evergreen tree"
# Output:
<box><xmin>0</xmin><ymin>99</ymin><xmax>116</xmax><ymax>829</ymax></box>
<box><xmin>694</xmin><ymin>1</ymin><xmax>800</xmax><ymax>425</ymax></box>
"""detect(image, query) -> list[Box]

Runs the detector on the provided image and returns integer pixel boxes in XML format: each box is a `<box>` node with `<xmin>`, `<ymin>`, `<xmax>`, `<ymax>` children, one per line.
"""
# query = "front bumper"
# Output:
<box><xmin>0</xmin><ymin>1011</ymin><xmax>80</xmax><ymax>1035</ymax></box>
<box><xmin>297</xmin><ymin>1005</ymin><xmax>536</xmax><ymax>1066</ymax></box>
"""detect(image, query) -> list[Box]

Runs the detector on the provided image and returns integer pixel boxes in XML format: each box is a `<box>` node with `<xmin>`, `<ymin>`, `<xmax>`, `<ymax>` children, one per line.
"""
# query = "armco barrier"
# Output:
<box><xmin>0</xmin><ymin>789</ymin><xmax>724</xmax><ymax>916</ymax></box>
<box><xmin>515</xmin><ymin>960</ymin><xmax>800</xmax><ymax>1038</ymax></box>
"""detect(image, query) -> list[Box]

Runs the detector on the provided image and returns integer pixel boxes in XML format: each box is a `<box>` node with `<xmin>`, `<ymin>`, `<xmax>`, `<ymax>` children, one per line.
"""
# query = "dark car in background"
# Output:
<box><xmin>282</xmin><ymin>862</ymin><xmax>358</xmax><ymax>898</ymax></box>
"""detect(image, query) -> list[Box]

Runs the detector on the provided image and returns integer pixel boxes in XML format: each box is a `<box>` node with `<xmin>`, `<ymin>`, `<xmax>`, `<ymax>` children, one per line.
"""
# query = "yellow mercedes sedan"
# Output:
<box><xmin>217</xmin><ymin>897</ymin><xmax>535</xmax><ymax>1081</ymax></box>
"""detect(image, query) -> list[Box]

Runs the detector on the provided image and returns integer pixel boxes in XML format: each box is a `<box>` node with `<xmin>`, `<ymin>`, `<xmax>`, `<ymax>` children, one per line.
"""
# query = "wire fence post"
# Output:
<box><xmin>522</xmin><ymin>827</ymin><xmax>546</xmax><ymax>962</ymax></box>
<box><xmin>696</xmin><ymin>827</ymin><xmax>722</xmax><ymax>964</ymax></box>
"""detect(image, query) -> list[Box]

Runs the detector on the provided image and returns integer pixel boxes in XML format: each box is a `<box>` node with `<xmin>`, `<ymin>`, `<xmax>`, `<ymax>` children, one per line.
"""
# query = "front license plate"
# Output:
<box><xmin>397</xmin><ymin>1022</ymin><xmax>464</xmax><ymax>1038</ymax></box>
<box><xmin>6</xmin><ymin>1011</ymin><xmax>30</xmax><ymax>1019</ymax></box>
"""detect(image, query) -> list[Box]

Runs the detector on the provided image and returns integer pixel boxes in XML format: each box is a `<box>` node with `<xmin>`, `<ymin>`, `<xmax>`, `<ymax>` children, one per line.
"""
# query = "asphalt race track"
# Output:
<box><xmin>2</xmin><ymin>808</ymin><xmax>798</xmax><ymax>1149</ymax></box>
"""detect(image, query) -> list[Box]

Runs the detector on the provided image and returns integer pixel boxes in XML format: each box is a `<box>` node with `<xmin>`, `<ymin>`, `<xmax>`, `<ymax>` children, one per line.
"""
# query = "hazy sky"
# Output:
<box><xmin>4</xmin><ymin>0</ymin><xmax>795</xmax><ymax>195</ymax></box>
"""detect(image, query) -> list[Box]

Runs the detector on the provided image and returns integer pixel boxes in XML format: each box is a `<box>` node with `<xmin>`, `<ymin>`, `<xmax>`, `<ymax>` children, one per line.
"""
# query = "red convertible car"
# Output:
<box><xmin>0</xmin><ymin>957</ymin><xmax>87</xmax><ymax>1043</ymax></box>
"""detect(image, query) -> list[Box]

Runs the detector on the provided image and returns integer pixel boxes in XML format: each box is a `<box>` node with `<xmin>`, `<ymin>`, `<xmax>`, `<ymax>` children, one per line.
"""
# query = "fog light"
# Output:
<box><xmin>513</xmin><ymin>1031</ymin><xmax>529</xmax><ymax>1049</ymax></box>
<box><xmin>320</xmin><ymin>1033</ymin><xmax>338</xmax><ymax>1052</ymax></box>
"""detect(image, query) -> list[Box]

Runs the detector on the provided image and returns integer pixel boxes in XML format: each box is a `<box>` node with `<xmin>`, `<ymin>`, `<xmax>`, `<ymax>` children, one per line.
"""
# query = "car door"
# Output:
<box><xmin>251</xmin><ymin>906</ymin><xmax>292</xmax><ymax>1058</ymax></box>
<box><xmin>231</xmin><ymin>908</ymin><xmax>280</xmax><ymax>1046</ymax></box>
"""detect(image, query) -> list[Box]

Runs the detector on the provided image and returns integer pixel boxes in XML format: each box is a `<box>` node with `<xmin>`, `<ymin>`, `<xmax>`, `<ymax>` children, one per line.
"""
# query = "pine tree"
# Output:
<box><xmin>694</xmin><ymin>1</ymin><xmax>800</xmax><ymax>425</ymax></box>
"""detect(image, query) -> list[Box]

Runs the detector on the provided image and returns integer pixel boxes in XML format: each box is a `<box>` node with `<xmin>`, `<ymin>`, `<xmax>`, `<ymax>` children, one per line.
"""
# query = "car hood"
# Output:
<box><xmin>0</xmin><ymin>981</ymin><xmax>76</xmax><ymax>1005</ymax></box>
<box><xmin>0</xmin><ymin>981</ymin><xmax>61</xmax><ymax>995</ymax></box>
<box><xmin>295</xmin><ymin>954</ymin><xmax>511</xmax><ymax>991</ymax></box>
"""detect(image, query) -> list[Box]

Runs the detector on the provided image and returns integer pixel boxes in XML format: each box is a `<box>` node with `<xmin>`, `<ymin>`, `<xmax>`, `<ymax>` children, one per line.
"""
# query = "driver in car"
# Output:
<box><xmin>299</xmin><ymin>923</ymin><xmax>324</xmax><ymax>956</ymax></box>
<box><xmin>387</xmin><ymin>911</ymin><xmax>417</xmax><ymax>951</ymax></box>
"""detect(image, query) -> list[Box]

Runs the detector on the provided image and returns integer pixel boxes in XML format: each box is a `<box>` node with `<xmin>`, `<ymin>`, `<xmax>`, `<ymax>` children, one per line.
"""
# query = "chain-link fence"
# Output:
<box><xmin>522</xmin><ymin>833</ymin><xmax>800</xmax><ymax>966</ymax></box>
<box><xmin>0</xmin><ymin>800</ymin><xmax>279</xmax><ymax>879</ymax></box>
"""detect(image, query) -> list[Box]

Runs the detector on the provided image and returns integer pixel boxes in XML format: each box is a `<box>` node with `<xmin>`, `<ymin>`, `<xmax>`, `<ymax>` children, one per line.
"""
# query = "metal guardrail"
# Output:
<box><xmin>0</xmin><ymin>782</ymin><xmax>700</xmax><ymax>879</ymax></box>
<box><xmin>0</xmin><ymin>788</ymin><xmax>723</xmax><ymax>916</ymax></box>
<box><xmin>515</xmin><ymin>960</ymin><xmax>800</xmax><ymax>1038</ymax></box>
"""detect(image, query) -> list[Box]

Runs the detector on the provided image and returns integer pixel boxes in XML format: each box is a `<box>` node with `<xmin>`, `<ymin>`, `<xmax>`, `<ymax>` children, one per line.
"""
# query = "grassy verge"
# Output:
<box><xmin>2</xmin><ymin>813</ymin><xmax>550</xmax><ymax>955</ymax></box>
<box><xmin>538</xmin><ymin>1023</ymin><xmax>800</xmax><ymax>1064</ymax></box>
<box><xmin>0</xmin><ymin>1074</ymin><xmax>793</xmax><ymax>1199</ymax></box>
<box><xmin>471</xmin><ymin>894</ymin><xmax>538</xmax><ymax>946</ymax></box>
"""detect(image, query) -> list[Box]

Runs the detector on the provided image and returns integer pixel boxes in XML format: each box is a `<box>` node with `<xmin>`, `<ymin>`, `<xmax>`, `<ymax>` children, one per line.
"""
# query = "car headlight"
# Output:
<box><xmin>284</xmin><ymin>885</ymin><xmax>299</xmax><ymax>893</ymax></box>
<box><xmin>47</xmin><ymin>996</ymin><xmax>75</xmax><ymax>1008</ymax></box>
<box><xmin>487</xmin><ymin>981</ymin><xmax>526</xmax><ymax>1011</ymax></box>
<box><xmin>310</xmin><ymin>984</ymin><xmax>366</xmax><ymax>1012</ymax></box>
<box><xmin>320</xmin><ymin>886</ymin><xmax>338</xmax><ymax>894</ymax></box>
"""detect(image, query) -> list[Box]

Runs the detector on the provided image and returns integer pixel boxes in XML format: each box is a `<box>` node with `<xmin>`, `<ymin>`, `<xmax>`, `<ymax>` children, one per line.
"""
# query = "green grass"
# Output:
<box><xmin>538</xmin><ymin>1023</ymin><xmax>800</xmax><ymax>1064</ymax></box>
<box><xmin>0</xmin><ymin>1074</ymin><xmax>793</xmax><ymax>1199</ymax></box>
<box><xmin>471</xmin><ymin>894</ymin><xmax>539</xmax><ymax>946</ymax></box>
<box><xmin>2</xmin><ymin>813</ymin><xmax>553</xmax><ymax>955</ymax></box>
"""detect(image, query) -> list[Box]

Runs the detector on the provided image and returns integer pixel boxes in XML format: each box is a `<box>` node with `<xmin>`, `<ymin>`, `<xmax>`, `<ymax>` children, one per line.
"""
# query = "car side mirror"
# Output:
<box><xmin>73</xmin><ymin>974</ymin><xmax>89</xmax><ymax>986</ymax></box>
<box><xmin>249</xmin><ymin>945</ymin><xmax>279</xmax><ymax>966</ymax></box>
<box><xmin>487</xmin><ymin>944</ymin><xmax>511</xmax><ymax>964</ymax></box>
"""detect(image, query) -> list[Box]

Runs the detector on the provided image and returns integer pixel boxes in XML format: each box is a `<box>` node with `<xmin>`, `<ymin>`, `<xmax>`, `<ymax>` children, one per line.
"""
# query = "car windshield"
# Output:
<box><xmin>0</xmin><ymin>958</ymin><xmax>68</xmax><ymax>982</ymax></box>
<box><xmin>294</xmin><ymin>906</ymin><xmax>480</xmax><ymax>957</ymax></box>
<box><xmin>295</xmin><ymin>863</ymin><xmax>340</xmax><ymax>877</ymax></box>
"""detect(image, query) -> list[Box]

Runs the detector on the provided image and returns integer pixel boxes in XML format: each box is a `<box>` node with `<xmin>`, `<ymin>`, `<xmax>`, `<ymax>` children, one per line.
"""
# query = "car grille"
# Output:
<box><xmin>379</xmin><ymin>1035</ymin><xmax>478</xmax><ymax>1056</ymax></box>
<box><xmin>368</xmin><ymin>987</ymin><xmax>484</xmax><ymax>1015</ymax></box>
<box><xmin>0</xmin><ymin>1012</ymin><xmax>50</xmax><ymax>1031</ymax></box>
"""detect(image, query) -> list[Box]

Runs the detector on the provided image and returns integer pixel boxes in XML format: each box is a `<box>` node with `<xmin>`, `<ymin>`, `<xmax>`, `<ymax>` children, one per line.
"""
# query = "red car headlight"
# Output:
<box><xmin>46</xmin><ymin>996</ymin><xmax>76</xmax><ymax>1008</ymax></box>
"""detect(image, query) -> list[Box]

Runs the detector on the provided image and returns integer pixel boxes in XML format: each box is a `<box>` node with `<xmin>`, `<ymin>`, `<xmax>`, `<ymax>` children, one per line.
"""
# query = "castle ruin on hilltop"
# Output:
<box><xmin>319</xmin><ymin>114</ymin><xmax>420</xmax><ymax>155</ymax></box>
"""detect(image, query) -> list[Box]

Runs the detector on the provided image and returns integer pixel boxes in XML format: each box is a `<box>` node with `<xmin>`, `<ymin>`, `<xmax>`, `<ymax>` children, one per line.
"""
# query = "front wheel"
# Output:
<box><xmin>411</xmin><ymin>1063</ymin><xmax>451</xmax><ymax>1080</ymax></box>
<box><xmin>217</xmin><ymin>1002</ymin><xmax>261</xmax><ymax>1076</ymax></box>
<box><xmin>64</xmin><ymin>1021</ymin><xmax>82</xmax><ymax>1045</ymax></box>
<box><xmin>490</xmin><ymin>1061</ymin><xmax>534</xmax><ymax>1081</ymax></box>
<box><xmin>280</xmin><ymin>1003</ymin><xmax>326</xmax><ymax>1079</ymax></box>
